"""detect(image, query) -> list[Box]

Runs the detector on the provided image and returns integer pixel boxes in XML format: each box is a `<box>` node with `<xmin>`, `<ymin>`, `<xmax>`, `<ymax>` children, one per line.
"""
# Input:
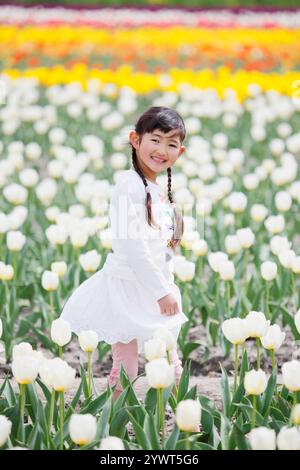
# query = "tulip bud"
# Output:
<box><xmin>99</xmin><ymin>436</ymin><xmax>125</xmax><ymax>450</ymax></box>
<box><xmin>270</xmin><ymin>235</ymin><xmax>291</xmax><ymax>256</ymax></box>
<box><xmin>250</xmin><ymin>204</ymin><xmax>268</xmax><ymax>223</ymax></box>
<box><xmin>41</xmin><ymin>270</ymin><xmax>59</xmax><ymax>291</ymax></box>
<box><xmin>70</xmin><ymin>229</ymin><xmax>88</xmax><ymax>248</ymax></box>
<box><xmin>79</xmin><ymin>250</ymin><xmax>101</xmax><ymax>272</ymax></box>
<box><xmin>227</xmin><ymin>192</ymin><xmax>247</xmax><ymax>213</ymax></box>
<box><xmin>6</xmin><ymin>230</ymin><xmax>26</xmax><ymax>251</ymax></box>
<box><xmin>292</xmin><ymin>404</ymin><xmax>300</xmax><ymax>425</ymax></box>
<box><xmin>69</xmin><ymin>414</ymin><xmax>97</xmax><ymax>446</ymax></box>
<box><xmin>249</xmin><ymin>427</ymin><xmax>276</xmax><ymax>450</ymax></box>
<box><xmin>292</xmin><ymin>257</ymin><xmax>300</xmax><ymax>274</ymax></box>
<box><xmin>48</xmin><ymin>358</ymin><xmax>76</xmax><ymax>392</ymax></box>
<box><xmin>244</xmin><ymin>369</ymin><xmax>268</xmax><ymax>395</ymax></box>
<box><xmin>219</xmin><ymin>260</ymin><xmax>235</xmax><ymax>281</ymax></box>
<box><xmin>264</xmin><ymin>215</ymin><xmax>285</xmax><ymax>234</ymax></box>
<box><xmin>260</xmin><ymin>261</ymin><xmax>277</xmax><ymax>281</ymax></box>
<box><xmin>0</xmin><ymin>415</ymin><xmax>12</xmax><ymax>447</ymax></box>
<box><xmin>144</xmin><ymin>338</ymin><xmax>166</xmax><ymax>361</ymax></box>
<box><xmin>245</xmin><ymin>311</ymin><xmax>270</xmax><ymax>339</ymax></box>
<box><xmin>208</xmin><ymin>251</ymin><xmax>228</xmax><ymax>273</ymax></box>
<box><xmin>12</xmin><ymin>356</ymin><xmax>39</xmax><ymax>384</ymax></box>
<box><xmin>224</xmin><ymin>235</ymin><xmax>241</xmax><ymax>255</ymax></box>
<box><xmin>236</xmin><ymin>228</ymin><xmax>255</xmax><ymax>249</ymax></box>
<box><xmin>277</xmin><ymin>427</ymin><xmax>300</xmax><ymax>450</ymax></box>
<box><xmin>78</xmin><ymin>330</ymin><xmax>99</xmax><ymax>352</ymax></box>
<box><xmin>191</xmin><ymin>239</ymin><xmax>208</xmax><ymax>257</ymax></box>
<box><xmin>278</xmin><ymin>249</ymin><xmax>296</xmax><ymax>269</ymax></box>
<box><xmin>175</xmin><ymin>259</ymin><xmax>195</xmax><ymax>282</ymax></box>
<box><xmin>153</xmin><ymin>327</ymin><xmax>176</xmax><ymax>351</ymax></box>
<box><xmin>51</xmin><ymin>261</ymin><xmax>67</xmax><ymax>278</ymax></box>
<box><xmin>261</xmin><ymin>324</ymin><xmax>285</xmax><ymax>350</ymax></box>
<box><xmin>282</xmin><ymin>360</ymin><xmax>300</xmax><ymax>392</ymax></box>
<box><xmin>221</xmin><ymin>318</ymin><xmax>248</xmax><ymax>345</ymax></box>
<box><xmin>145</xmin><ymin>358</ymin><xmax>175</xmax><ymax>389</ymax></box>
<box><xmin>275</xmin><ymin>191</ymin><xmax>292</xmax><ymax>212</ymax></box>
<box><xmin>51</xmin><ymin>319</ymin><xmax>72</xmax><ymax>347</ymax></box>
<box><xmin>176</xmin><ymin>399</ymin><xmax>201</xmax><ymax>432</ymax></box>
<box><xmin>0</xmin><ymin>263</ymin><xmax>14</xmax><ymax>281</ymax></box>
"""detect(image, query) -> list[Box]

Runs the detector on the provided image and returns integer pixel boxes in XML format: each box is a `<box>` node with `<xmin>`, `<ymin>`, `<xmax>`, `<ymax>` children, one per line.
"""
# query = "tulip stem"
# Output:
<box><xmin>87</xmin><ymin>351</ymin><xmax>92</xmax><ymax>397</ymax></box>
<box><xmin>59</xmin><ymin>346</ymin><xmax>63</xmax><ymax>358</ymax></box>
<box><xmin>256</xmin><ymin>338</ymin><xmax>260</xmax><ymax>370</ymax></box>
<box><xmin>265</xmin><ymin>281</ymin><xmax>270</xmax><ymax>320</ymax></box>
<box><xmin>271</xmin><ymin>349</ymin><xmax>275</xmax><ymax>369</ymax></box>
<box><xmin>59</xmin><ymin>392</ymin><xmax>64</xmax><ymax>450</ymax></box>
<box><xmin>157</xmin><ymin>388</ymin><xmax>164</xmax><ymax>448</ymax></box>
<box><xmin>19</xmin><ymin>383</ymin><xmax>26</xmax><ymax>424</ymax></box>
<box><xmin>185</xmin><ymin>432</ymin><xmax>191</xmax><ymax>450</ymax></box>
<box><xmin>226</xmin><ymin>281</ymin><xmax>231</xmax><ymax>318</ymax></box>
<box><xmin>48</xmin><ymin>389</ymin><xmax>56</xmax><ymax>439</ymax></box>
<box><xmin>251</xmin><ymin>395</ymin><xmax>257</xmax><ymax>429</ymax></box>
<box><xmin>4</xmin><ymin>281</ymin><xmax>11</xmax><ymax>325</ymax></box>
<box><xmin>166</xmin><ymin>350</ymin><xmax>171</xmax><ymax>364</ymax></box>
<box><xmin>234</xmin><ymin>344</ymin><xmax>239</xmax><ymax>393</ymax></box>
<box><xmin>196</xmin><ymin>257</ymin><xmax>203</xmax><ymax>282</ymax></box>
<box><xmin>294</xmin><ymin>391</ymin><xmax>297</xmax><ymax>406</ymax></box>
<box><xmin>215</xmin><ymin>273</ymin><xmax>220</xmax><ymax>302</ymax></box>
<box><xmin>49</xmin><ymin>291</ymin><xmax>55</xmax><ymax>323</ymax></box>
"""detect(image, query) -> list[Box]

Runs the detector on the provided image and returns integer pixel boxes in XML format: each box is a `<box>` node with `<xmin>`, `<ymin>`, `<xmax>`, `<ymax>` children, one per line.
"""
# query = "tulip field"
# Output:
<box><xmin>1</xmin><ymin>4</ymin><xmax>300</xmax><ymax>451</ymax></box>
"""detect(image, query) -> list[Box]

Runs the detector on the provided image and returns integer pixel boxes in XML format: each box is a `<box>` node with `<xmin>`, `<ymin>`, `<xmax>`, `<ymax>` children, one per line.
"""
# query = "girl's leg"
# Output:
<box><xmin>107</xmin><ymin>339</ymin><xmax>138</xmax><ymax>401</ymax></box>
<box><xmin>169</xmin><ymin>348</ymin><xmax>183</xmax><ymax>386</ymax></box>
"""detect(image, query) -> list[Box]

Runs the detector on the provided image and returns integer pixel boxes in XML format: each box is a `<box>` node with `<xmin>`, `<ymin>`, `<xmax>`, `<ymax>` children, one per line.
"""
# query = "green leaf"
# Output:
<box><xmin>143</xmin><ymin>412</ymin><xmax>160</xmax><ymax>450</ymax></box>
<box><xmin>125</xmin><ymin>409</ymin><xmax>152</xmax><ymax>450</ymax></box>
<box><xmin>176</xmin><ymin>361</ymin><xmax>190</xmax><ymax>403</ymax></box>
<box><xmin>261</xmin><ymin>369</ymin><xmax>277</xmax><ymax>417</ymax></box>
<box><xmin>164</xmin><ymin>425</ymin><xmax>179</xmax><ymax>450</ymax></box>
<box><xmin>96</xmin><ymin>395</ymin><xmax>112</xmax><ymax>440</ymax></box>
<box><xmin>220</xmin><ymin>363</ymin><xmax>231</xmax><ymax>418</ymax></box>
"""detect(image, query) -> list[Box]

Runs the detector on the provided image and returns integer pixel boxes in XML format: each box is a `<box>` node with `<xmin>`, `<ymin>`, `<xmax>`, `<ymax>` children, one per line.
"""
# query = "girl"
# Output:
<box><xmin>59</xmin><ymin>106</ymin><xmax>189</xmax><ymax>401</ymax></box>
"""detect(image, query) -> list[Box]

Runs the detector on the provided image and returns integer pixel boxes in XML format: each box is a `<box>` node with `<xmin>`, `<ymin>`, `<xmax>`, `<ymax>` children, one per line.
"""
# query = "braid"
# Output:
<box><xmin>131</xmin><ymin>146</ymin><xmax>160</xmax><ymax>230</ymax></box>
<box><xmin>167</xmin><ymin>167</ymin><xmax>184</xmax><ymax>250</ymax></box>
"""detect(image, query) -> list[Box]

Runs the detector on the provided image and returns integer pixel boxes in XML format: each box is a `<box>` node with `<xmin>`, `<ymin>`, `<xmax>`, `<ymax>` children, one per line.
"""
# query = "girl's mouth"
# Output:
<box><xmin>151</xmin><ymin>157</ymin><xmax>166</xmax><ymax>164</ymax></box>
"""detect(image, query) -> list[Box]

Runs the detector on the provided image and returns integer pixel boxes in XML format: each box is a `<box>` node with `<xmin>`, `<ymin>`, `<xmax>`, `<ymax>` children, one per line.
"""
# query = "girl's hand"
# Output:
<box><xmin>157</xmin><ymin>293</ymin><xmax>180</xmax><ymax>316</ymax></box>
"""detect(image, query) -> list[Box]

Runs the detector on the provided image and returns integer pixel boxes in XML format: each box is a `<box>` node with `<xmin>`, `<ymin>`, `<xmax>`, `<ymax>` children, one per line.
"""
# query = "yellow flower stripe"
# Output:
<box><xmin>3</xmin><ymin>65</ymin><xmax>300</xmax><ymax>101</ymax></box>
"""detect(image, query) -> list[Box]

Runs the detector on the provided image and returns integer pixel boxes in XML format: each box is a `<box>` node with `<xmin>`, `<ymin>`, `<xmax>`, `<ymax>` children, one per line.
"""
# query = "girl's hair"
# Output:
<box><xmin>130</xmin><ymin>106</ymin><xmax>186</xmax><ymax>250</ymax></box>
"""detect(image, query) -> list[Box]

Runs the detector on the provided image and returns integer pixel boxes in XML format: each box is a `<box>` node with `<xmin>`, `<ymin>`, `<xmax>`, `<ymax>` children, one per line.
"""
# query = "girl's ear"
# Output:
<box><xmin>178</xmin><ymin>146</ymin><xmax>185</xmax><ymax>157</ymax></box>
<box><xmin>129</xmin><ymin>130</ymin><xmax>140</xmax><ymax>150</ymax></box>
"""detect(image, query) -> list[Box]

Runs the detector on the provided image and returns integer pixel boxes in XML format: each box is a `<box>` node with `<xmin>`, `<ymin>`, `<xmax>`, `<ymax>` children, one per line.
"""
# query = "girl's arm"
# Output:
<box><xmin>109</xmin><ymin>178</ymin><xmax>171</xmax><ymax>301</ymax></box>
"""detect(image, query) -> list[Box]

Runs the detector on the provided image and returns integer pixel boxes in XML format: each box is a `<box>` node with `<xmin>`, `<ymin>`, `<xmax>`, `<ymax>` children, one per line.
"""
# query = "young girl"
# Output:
<box><xmin>59</xmin><ymin>106</ymin><xmax>189</xmax><ymax>400</ymax></box>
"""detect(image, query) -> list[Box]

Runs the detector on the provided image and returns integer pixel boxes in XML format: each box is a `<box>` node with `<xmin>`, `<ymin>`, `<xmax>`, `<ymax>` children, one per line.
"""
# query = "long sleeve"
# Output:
<box><xmin>109</xmin><ymin>176</ymin><xmax>172</xmax><ymax>301</ymax></box>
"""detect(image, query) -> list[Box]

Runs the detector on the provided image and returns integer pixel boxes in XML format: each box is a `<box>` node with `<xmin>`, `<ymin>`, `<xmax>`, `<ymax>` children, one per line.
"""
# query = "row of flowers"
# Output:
<box><xmin>1</xmin><ymin>5</ymin><xmax>300</xmax><ymax>28</ymax></box>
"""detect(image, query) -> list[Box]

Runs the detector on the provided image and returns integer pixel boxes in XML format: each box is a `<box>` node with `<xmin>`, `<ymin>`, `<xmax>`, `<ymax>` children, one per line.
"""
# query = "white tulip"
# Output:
<box><xmin>144</xmin><ymin>338</ymin><xmax>166</xmax><ymax>361</ymax></box>
<box><xmin>208</xmin><ymin>251</ymin><xmax>228</xmax><ymax>273</ymax></box>
<box><xmin>249</xmin><ymin>427</ymin><xmax>276</xmax><ymax>450</ymax></box>
<box><xmin>0</xmin><ymin>263</ymin><xmax>14</xmax><ymax>281</ymax></box>
<box><xmin>41</xmin><ymin>270</ymin><xmax>59</xmax><ymax>291</ymax></box>
<box><xmin>278</xmin><ymin>249</ymin><xmax>296</xmax><ymax>269</ymax></box>
<box><xmin>70</xmin><ymin>229</ymin><xmax>88</xmax><ymax>248</ymax></box>
<box><xmin>275</xmin><ymin>191</ymin><xmax>292</xmax><ymax>212</ymax></box>
<box><xmin>12</xmin><ymin>342</ymin><xmax>33</xmax><ymax>359</ymax></box>
<box><xmin>12</xmin><ymin>356</ymin><xmax>39</xmax><ymax>384</ymax></box>
<box><xmin>99</xmin><ymin>436</ymin><xmax>125</xmax><ymax>450</ymax></box>
<box><xmin>69</xmin><ymin>414</ymin><xmax>97</xmax><ymax>445</ymax></box>
<box><xmin>0</xmin><ymin>213</ymin><xmax>9</xmax><ymax>234</ymax></box>
<box><xmin>3</xmin><ymin>183</ymin><xmax>28</xmax><ymax>204</ymax></box>
<box><xmin>36</xmin><ymin>178</ymin><xmax>58</xmax><ymax>205</ymax></box>
<box><xmin>282</xmin><ymin>360</ymin><xmax>300</xmax><ymax>392</ymax></box>
<box><xmin>51</xmin><ymin>319</ymin><xmax>72</xmax><ymax>347</ymax></box>
<box><xmin>244</xmin><ymin>369</ymin><xmax>268</xmax><ymax>395</ymax></box>
<box><xmin>78</xmin><ymin>330</ymin><xmax>99</xmax><ymax>352</ymax></box>
<box><xmin>221</xmin><ymin>318</ymin><xmax>248</xmax><ymax>345</ymax></box>
<box><xmin>176</xmin><ymin>399</ymin><xmax>201</xmax><ymax>432</ymax></box>
<box><xmin>261</xmin><ymin>325</ymin><xmax>285</xmax><ymax>350</ymax></box>
<box><xmin>260</xmin><ymin>261</ymin><xmax>277</xmax><ymax>281</ymax></box>
<box><xmin>145</xmin><ymin>358</ymin><xmax>175</xmax><ymax>389</ymax></box>
<box><xmin>219</xmin><ymin>260</ymin><xmax>235</xmax><ymax>281</ymax></box>
<box><xmin>291</xmin><ymin>257</ymin><xmax>300</xmax><ymax>274</ymax></box>
<box><xmin>51</xmin><ymin>261</ymin><xmax>67</xmax><ymax>278</ymax></box>
<box><xmin>19</xmin><ymin>168</ymin><xmax>39</xmax><ymax>188</ymax></box>
<box><xmin>264</xmin><ymin>215</ymin><xmax>285</xmax><ymax>234</ymax></box>
<box><xmin>292</xmin><ymin>404</ymin><xmax>300</xmax><ymax>425</ymax></box>
<box><xmin>45</xmin><ymin>225</ymin><xmax>68</xmax><ymax>246</ymax></box>
<box><xmin>236</xmin><ymin>228</ymin><xmax>255</xmax><ymax>249</ymax></box>
<box><xmin>153</xmin><ymin>327</ymin><xmax>176</xmax><ymax>351</ymax></box>
<box><xmin>295</xmin><ymin>310</ymin><xmax>300</xmax><ymax>335</ymax></box>
<box><xmin>270</xmin><ymin>235</ymin><xmax>291</xmax><ymax>256</ymax></box>
<box><xmin>0</xmin><ymin>415</ymin><xmax>12</xmax><ymax>447</ymax></box>
<box><xmin>48</xmin><ymin>358</ymin><xmax>76</xmax><ymax>392</ymax></box>
<box><xmin>227</xmin><ymin>192</ymin><xmax>247</xmax><ymax>213</ymax></box>
<box><xmin>175</xmin><ymin>260</ymin><xmax>195</xmax><ymax>282</ymax></box>
<box><xmin>79</xmin><ymin>250</ymin><xmax>101</xmax><ymax>272</ymax></box>
<box><xmin>191</xmin><ymin>239</ymin><xmax>208</xmax><ymax>256</ymax></box>
<box><xmin>243</xmin><ymin>174</ymin><xmax>259</xmax><ymax>191</ymax></box>
<box><xmin>250</xmin><ymin>204</ymin><xmax>268</xmax><ymax>223</ymax></box>
<box><xmin>245</xmin><ymin>311</ymin><xmax>270</xmax><ymax>338</ymax></box>
<box><xmin>277</xmin><ymin>427</ymin><xmax>300</xmax><ymax>450</ymax></box>
<box><xmin>6</xmin><ymin>230</ymin><xmax>26</xmax><ymax>251</ymax></box>
<box><xmin>224</xmin><ymin>235</ymin><xmax>241</xmax><ymax>255</ymax></box>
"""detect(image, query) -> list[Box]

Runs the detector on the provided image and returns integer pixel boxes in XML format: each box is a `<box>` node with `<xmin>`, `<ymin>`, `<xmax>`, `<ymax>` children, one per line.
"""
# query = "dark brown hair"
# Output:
<box><xmin>130</xmin><ymin>106</ymin><xmax>186</xmax><ymax>250</ymax></box>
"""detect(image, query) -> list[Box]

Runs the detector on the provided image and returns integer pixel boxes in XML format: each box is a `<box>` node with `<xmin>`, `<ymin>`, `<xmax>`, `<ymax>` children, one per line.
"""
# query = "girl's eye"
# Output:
<box><xmin>151</xmin><ymin>139</ymin><xmax>177</xmax><ymax>148</ymax></box>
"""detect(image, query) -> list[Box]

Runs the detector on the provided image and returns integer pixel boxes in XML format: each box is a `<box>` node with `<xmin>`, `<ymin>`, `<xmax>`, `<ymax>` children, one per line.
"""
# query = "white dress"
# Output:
<box><xmin>59</xmin><ymin>169</ymin><xmax>189</xmax><ymax>354</ymax></box>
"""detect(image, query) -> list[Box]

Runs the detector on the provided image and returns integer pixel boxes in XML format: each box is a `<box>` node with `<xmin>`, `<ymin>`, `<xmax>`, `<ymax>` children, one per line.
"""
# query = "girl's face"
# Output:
<box><xmin>129</xmin><ymin>128</ymin><xmax>185</xmax><ymax>182</ymax></box>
